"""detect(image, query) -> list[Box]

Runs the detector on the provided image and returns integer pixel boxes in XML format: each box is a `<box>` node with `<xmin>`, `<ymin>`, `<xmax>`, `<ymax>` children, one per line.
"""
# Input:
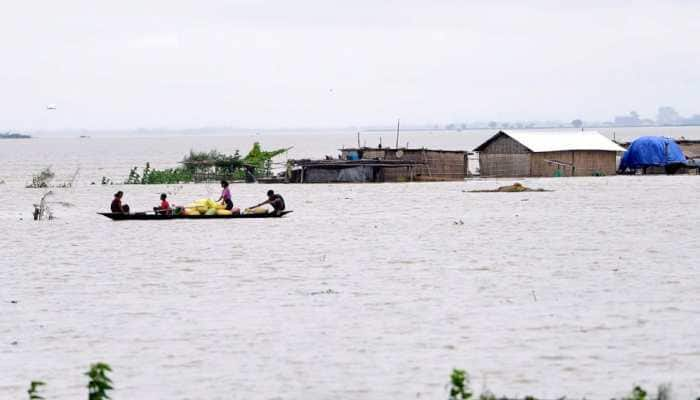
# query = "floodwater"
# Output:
<box><xmin>1</xmin><ymin>128</ymin><xmax>699</xmax><ymax>399</ymax></box>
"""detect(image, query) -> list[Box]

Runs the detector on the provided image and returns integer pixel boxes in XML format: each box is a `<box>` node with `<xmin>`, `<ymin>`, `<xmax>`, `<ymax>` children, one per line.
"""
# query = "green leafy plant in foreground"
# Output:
<box><xmin>623</xmin><ymin>386</ymin><xmax>647</xmax><ymax>400</ymax></box>
<box><xmin>86</xmin><ymin>362</ymin><xmax>113</xmax><ymax>400</ymax></box>
<box><xmin>447</xmin><ymin>369</ymin><xmax>679</xmax><ymax>400</ymax></box>
<box><xmin>27</xmin><ymin>380</ymin><xmax>45</xmax><ymax>400</ymax></box>
<box><xmin>449</xmin><ymin>369</ymin><xmax>473</xmax><ymax>400</ymax></box>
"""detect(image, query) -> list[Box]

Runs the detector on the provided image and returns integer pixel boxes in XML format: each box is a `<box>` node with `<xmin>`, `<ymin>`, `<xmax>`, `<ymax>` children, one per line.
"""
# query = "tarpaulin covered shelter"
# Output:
<box><xmin>618</xmin><ymin>136</ymin><xmax>686</xmax><ymax>172</ymax></box>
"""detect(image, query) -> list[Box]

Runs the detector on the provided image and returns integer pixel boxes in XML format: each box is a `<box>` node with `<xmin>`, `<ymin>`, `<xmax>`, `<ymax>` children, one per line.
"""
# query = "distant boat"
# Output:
<box><xmin>46</xmin><ymin>104</ymin><xmax>57</xmax><ymax>110</ymax></box>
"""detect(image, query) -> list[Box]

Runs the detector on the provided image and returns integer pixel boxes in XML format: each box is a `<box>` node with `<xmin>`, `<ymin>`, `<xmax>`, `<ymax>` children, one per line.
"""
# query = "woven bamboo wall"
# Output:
<box><xmin>478</xmin><ymin>135</ymin><xmax>531</xmax><ymax>176</ymax></box>
<box><xmin>362</xmin><ymin>149</ymin><xmax>387</xmax><ymax>159</ymax></box>
<box><xmin>478</xmin><ymin>134</ymin><xmax>617</xmax><ymax>177</ymax></box>
<box><xmin>569</xmin><ymin>150</ymin><xmax>617</xmax><ymax>176</ymax></box>
<box><xmin>479</xmin><ymin>153</ymin><xmax>531</xmax><ymax>177</ymax></box>
<box><xmin>339</xmin><ymin>148</ymin><xmax>467</xmax><ymax>181</ymax></box>
<box><xmin>396</xmin><ymin>150</ymin><xmax>466</xmax><ymax>180</ymax></box>
<box><xmin>530</xmin><ymin>151</ymin><xmax>617</xmax><ymax>177</ymax></box>
<box><xmin>679</xmin><ymin>142</ymin><xmax>700</xmax><ymax>158</ymax></box>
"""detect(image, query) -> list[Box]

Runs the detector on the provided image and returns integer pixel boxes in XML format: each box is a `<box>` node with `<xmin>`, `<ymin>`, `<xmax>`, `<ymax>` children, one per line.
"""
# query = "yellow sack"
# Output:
<box><xmin>246</xmin><ymin>206</ymin><xmax>268</xmax><ymax>215</ymax></box>
<box><xmin>215</xmin><ymin>202</ymin><xmax>225</xmax><ymax>210</ymax></box>
<box><xmin>205</xmin><ymin>198</ymin><xmax>218</xmax><ymax>209</ymax></box>
<box><xmin>205</xmin><ymin>208</ymin><xmax>217</xmax><ymax>216</ymax></box>
<box><xmin>196</xmin><ymin>206</ymin><xmax>208</xmax><ymax>214</ymax></box>
<box><xmin>185</xmin><ymin>208</ymin><xmax>200</xmax><ymax>216</ymax></box>
<box><xmin>216</xmin><ymin>209</ymin><xmax>232</xmax><ymax>216</ymax></box>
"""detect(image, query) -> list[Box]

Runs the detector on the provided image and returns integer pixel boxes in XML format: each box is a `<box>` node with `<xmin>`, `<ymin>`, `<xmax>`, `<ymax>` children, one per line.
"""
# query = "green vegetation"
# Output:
<box><xmin>27</xmin><ymin>381</ymin><xmax>45</xmax><ymax>400</ymax></box>
<box><xmin>449</xmin><ymin>369</ymin><xmax>472</xmax><ymax>400</ymax></box>
<box><xmin>22</xmin><ymin>364</ymin><xmax>683</xmax><ymax>399</ymax></box>
<box><xmin>181</xmin><ymin>148</ymin><xmax>244</xmax><ymax>177</ymax></box>
<box><xmin>182</xmin><ymin>149</ymin><xmax>242</xmax><ymax>170</ymax></box>
<box><xmin>125</xmin><ymin>142</ymin><xmax>287</xmax><ymax>184</ymax></box>
<box><xmin>622</xmin><ymin>386</ymin><xmax>647</xmax><ymax>400</ymax></box>
<box><xmin>447</xmin><ymin>369</ymin><xmax>678</xmax><ymax>400</ymax></box>
<box><xmin>125</xmin><ymin>162</ymin><xmax>193</xmax><ymax>184</ymax></box>
<box><xmin>242</xmin><ymin>142</ymin><xmax>287</xmax><ymax>177</ymax></box>
<box><xmin>86</xmin><ymin>362</ymin><xmax>113</xmax><ymax>400</ymax></box>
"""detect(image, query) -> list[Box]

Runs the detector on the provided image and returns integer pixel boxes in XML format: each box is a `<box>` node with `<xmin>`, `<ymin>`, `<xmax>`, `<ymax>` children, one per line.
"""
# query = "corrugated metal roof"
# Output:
<box><xmin>474</xmin><ymin>130</ymin><xmax>626</xmax><ymax>153</ymax></box>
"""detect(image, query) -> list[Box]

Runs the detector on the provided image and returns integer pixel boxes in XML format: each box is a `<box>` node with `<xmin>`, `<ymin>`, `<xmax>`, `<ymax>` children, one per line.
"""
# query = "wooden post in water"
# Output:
<box><xmin>395</xmin><ymin>119</ymin><xmax>400</xmax><ymax>149</ymax></box>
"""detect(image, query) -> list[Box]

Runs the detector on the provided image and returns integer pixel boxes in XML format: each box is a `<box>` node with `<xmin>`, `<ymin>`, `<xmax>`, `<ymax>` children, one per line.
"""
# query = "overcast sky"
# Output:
<box><xmin>2</xmin><ymin>0</ymin><xmax>699</xmax><ymax>130</ymax></box>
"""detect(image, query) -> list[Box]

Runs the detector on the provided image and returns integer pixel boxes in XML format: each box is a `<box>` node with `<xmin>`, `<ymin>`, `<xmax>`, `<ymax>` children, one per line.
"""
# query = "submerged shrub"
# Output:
<box><xmin>27</xmin><ymin>167</ymin><xmax>55</xmax><ymax>188</ymax></box>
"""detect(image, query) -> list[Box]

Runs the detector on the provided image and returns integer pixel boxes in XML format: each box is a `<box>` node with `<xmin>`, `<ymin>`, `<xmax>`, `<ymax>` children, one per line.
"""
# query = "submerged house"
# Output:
<box><xmin>474</xmin><ymin>130</ymin><xmax>625</xmax><ymax>177</ymax></box>
<box><xmin>618</xmin><ymin>136</ymin><xmax>696</xmax><ymax>174</ymax></box>
<box><xmin>288</xmin><ymin>147</ymin><xmax>469</xmax><ymax>183</ymax></box>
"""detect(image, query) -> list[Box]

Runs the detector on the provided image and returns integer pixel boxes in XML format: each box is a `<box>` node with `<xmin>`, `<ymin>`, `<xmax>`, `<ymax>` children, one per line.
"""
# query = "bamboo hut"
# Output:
<box><xmin>287</xmin><ymin>147</ymin><xmax>469</xmax><ymax>183</ymax></box>
<box><xmin>339</xmin><ymin>147</ymin><xmax>469</xmax><ymax>181</ymax></box>
<box><xmin>474</xmin><ymin>130</ymin><xmax>625</xmax><ymax>177</ymax></box>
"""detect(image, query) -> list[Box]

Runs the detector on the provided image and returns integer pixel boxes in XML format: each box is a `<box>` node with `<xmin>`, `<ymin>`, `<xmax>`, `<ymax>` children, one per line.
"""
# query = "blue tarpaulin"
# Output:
<box><xmin>619</xmin><ymin>136</ymin><xmax>686</xmax><ymax>171</ymax></box>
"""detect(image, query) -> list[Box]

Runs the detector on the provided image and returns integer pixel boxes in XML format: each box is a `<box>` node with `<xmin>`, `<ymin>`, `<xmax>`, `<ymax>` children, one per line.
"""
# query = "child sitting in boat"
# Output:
<box><xmin>111</xmin><ymin>191</ymin><xmax>130</xmax><ymax>214</ymax></box>
<box><xmin>154</xmin><ymin>193</ymin><xmax>171</xmax><ymax>215</ymax></box>
<box><xmin>217</xmin><ymin>180</ymin><xmax>234</xmax><ymax>210</ymax></box>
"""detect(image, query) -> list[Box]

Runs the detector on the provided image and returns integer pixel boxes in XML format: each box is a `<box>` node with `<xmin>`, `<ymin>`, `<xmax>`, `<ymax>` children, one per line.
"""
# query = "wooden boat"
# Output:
<box><xmin>98</xmin><ymin>210</ymin><xmax>292</xmax><ymax>221</ymax></box>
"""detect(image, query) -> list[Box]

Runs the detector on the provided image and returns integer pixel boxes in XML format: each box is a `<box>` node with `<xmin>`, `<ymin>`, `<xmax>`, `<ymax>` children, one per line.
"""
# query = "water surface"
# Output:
<box><xmin>1</xmin><ymin>130</ymin><xmax>699</xmax><ymax>399</ymax></box>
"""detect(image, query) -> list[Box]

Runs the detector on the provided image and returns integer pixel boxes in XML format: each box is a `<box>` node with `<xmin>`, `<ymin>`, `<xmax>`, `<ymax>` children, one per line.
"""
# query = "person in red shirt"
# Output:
<box><xmin>154</xmin><ymin>193</ymin><xmax>171</xmax><ymax>215</ymax></box>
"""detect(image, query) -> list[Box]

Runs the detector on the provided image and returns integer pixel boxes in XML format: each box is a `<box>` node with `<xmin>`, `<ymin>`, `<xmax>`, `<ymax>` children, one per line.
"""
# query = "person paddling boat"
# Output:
<box><xmin>250</xmin><ymin>190</ymin><xmax>285</xmax><ymax>215</ymax></box>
